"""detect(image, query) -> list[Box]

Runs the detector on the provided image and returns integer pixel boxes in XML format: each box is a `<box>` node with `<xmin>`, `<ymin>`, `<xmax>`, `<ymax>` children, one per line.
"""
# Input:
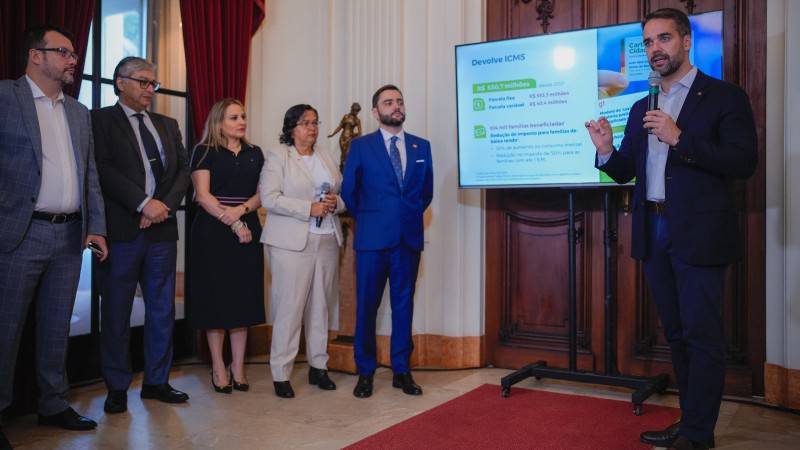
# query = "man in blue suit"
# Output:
<box><xmin>0</xmin><ymin>24</ymin><xmax>108</xmax><ymax>442</ymax></box>
<box><xmin>342</xmin><ymin>85</ymin><xmax>434</xmax><ymax>398</ymax></box>
<box><xmin>92</xmin><ymin>57</ymin><xmax>190</xmax><ymax>414</ymax></box>
<box><xmin>586</xmin><ymin>8</ymin><xmax>757</xmax><ymax>450</ymax></box>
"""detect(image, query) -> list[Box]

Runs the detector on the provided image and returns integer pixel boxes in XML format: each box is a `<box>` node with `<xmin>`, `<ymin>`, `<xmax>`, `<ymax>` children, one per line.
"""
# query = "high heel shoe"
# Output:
<box><xmin>308</xmin><ymin>367</ymin><xmax>336</xmax><ymax>390</ymax></box>
<box><xmin>211</xmin><ymin>369</ymin><xmax>232</xmax><ymax>394</ymax></box>
<box><xmin>230</xmin><ymin>367</ymin><xmax>249</xmax><ymax>392</ymax></box>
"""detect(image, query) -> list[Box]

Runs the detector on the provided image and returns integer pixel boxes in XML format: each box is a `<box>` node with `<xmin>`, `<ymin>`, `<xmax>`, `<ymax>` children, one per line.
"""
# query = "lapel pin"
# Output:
<box><xmin>412</xmin><ymin>144</ymin><xmax>418</xmax><ymax>148</ymax></box>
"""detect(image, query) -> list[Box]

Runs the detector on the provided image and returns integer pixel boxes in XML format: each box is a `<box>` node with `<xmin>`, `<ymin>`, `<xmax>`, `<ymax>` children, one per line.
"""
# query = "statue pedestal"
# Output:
<box><xmin>328</xmin><ymin>215</ymin><xmax>358</xmax><ymax>373</ymax></box>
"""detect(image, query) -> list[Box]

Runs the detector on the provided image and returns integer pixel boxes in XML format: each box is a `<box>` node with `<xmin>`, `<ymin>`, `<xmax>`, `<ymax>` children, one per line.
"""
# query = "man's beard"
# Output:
<box><xmin>379</xmin><ymin>111</ymin><xmax>405</xmax><ymax>127</ymax></box>
<box><xmin>650</xmin><ymin>50</ymin><xmax>685</xmax><ymax>78</ymax></box>
<box><xmin>43</xmin><ymin>60</ymin><xmax>75</xmax><ymax>87</ymax></box>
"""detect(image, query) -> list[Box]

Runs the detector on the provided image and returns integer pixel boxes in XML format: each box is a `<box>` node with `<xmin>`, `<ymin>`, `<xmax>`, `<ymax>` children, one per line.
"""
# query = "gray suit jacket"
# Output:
<box><xmin>0</xmin><ymin>75</ymin><xmax>106</xmax><ymax>253</ymax></box>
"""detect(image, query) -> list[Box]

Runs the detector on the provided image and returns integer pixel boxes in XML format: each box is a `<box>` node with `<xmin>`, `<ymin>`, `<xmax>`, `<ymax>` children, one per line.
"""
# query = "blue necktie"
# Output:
<box><xmin>134</xmin><ymin>113</ymin><xmax>164</xmax><ymax>183</ymax></box>
<box><xmin>389</xmin><ymin>136</ymin><xmax>403</xmax><ymax>188</ymax></box>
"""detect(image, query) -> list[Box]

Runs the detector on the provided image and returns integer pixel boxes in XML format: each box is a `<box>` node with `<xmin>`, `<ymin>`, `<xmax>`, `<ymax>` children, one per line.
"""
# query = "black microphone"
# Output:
<box><xmin>647</xmin><ymin>70</ymin><xmax>660</xmax><ymax>134</ymax></box>
<box><xmin>316</xmin><ymin>182</ymin><xmax>331</xmax><ymax>227</ymax></box>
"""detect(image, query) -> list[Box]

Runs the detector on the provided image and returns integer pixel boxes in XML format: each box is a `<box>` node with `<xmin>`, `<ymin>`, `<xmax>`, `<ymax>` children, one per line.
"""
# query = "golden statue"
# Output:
<box><xmin>328</xmin><ymin>102</ymin><xmax>362</xmax><ymax>170</ymax></box>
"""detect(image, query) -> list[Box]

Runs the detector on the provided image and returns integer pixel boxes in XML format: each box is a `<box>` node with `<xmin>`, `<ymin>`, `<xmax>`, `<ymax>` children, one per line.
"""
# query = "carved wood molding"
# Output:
<box><xmin>518</xmin><ymin>0</ymin><xmax>555</xmax><ymax>34</ymax></box>
<box><xmin>536</xmin><ymin>0</ymin><xmax>555</xmax><ymax>34</ymax></box>
<box><xmin>679</xmin><ymin>0</ymin><xmax>697</xmax><ymax>15</ymax></box>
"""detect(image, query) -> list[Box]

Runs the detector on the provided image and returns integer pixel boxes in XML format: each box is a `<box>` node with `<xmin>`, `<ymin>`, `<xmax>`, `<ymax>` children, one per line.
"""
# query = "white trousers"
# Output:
<box><xmin>268</xmin><ymin>233</ymin><xmax>338</xmax><ymax>381</ymax></box>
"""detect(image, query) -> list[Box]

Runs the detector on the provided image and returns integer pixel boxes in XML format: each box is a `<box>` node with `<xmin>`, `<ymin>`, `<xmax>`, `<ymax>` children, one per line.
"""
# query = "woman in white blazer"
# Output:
<box><xmin>259</xmin><ymin>104</ymin><xmax>346</xmax><ymax>398</ymax></box>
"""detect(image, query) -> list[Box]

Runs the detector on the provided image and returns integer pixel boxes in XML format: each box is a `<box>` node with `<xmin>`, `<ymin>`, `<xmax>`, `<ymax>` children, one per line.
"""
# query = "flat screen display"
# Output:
<box><xmin>455</xmin><ymin>11</ymin><xmax>723</xmax><ymax>188</ymax></box>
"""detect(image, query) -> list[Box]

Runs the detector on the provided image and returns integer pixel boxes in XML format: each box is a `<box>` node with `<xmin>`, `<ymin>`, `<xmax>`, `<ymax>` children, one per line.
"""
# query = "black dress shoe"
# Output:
<box><xmin>640</xmin><ymin>421</ymin><xmax>715</xmax><ymax>448</ymax></box>
<box><xmin>140</xmin><ymin>383</ymin><xmax>189</xmax><ymax>403</ymax></box>
<box><xmin>308</xmin><ymin>367</ymin><xmax>336</xmax><ymax>390</ymax></box>
<box><xmin>211</xmin><ymin>370</ymin><xmax>232</xmax><ymax>394</ymax></box>
<box><xmin>104</xmin><ymin>390</ymin><xmax>128</xmax><ymax>413</ymax></box>
<box><xmin>669</xmin><ymin>436</ymin><xmax>710</xmax><ymax>450</ymax></box>
<box><xmin>1</xmin><ymin>425</ymin><xmax>12</xmax><ymax>450</ymax></box>
<box><xmin>37</xmin><ymin>407</ymin><xmax>97</xmax><ymax>430</ymax></box>
<box><xmin>273</xmin><ymin>381</ymin><xmax>295</xmax><ymax>398</ymax></box>
<box><xmin>353</xmin><ymin>375</ymin><xmax>373</xmax><ymax>398</ymax></box>
<box><xmin>392</xmin><ymin>372</ymin><xmax>422</xmax><ymax>395</ymax></box>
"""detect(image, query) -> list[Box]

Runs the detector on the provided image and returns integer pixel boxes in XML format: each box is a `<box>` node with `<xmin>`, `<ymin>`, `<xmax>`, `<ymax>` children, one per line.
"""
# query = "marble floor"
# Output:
<box><xmin>3</xmin><ymin>357</ymin><xmax>799</xmax><ymax>449</ymax></box>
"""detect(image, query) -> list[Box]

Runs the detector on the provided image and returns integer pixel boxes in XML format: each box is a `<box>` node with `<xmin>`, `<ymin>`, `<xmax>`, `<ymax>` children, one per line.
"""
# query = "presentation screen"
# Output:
<box><xmin>456</xmin><ymin>11</ymin><xmax>723</xmax><ymax>189</ymax></box>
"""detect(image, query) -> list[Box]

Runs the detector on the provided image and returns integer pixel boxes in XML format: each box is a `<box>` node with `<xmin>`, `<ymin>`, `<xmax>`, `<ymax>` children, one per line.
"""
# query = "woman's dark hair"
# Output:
<box><xmin>279</xmin><ymin>104</ymin><xmax>317</xmax><ymax>146</ymax></box>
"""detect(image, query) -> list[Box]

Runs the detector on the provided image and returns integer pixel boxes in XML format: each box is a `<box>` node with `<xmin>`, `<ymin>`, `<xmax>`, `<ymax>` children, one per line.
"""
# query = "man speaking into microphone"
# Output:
<box><xmin>585</xmin><ymin>8</ymin><xmax>757</xmax><ymax>450</ymax></box>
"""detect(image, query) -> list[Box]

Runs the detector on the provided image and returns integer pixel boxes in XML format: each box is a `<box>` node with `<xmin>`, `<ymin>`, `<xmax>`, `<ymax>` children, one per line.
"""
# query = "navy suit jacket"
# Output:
<box><xmin>92</xmin><ymin>103</ymin><xmax>190</xmax><ymax>242</ymax></box>
<box><xmin>0</xmin><ymin>76</ymin><xmax>106</xmax><ymax>253</ymax></box>
<box><xmin>598</xmin><ymin>70</ymin><xmax>757</xmax><ymax>265</ymax></box>
<box><xmin>341</xmin><ymin>130</ymin><xmax>434</xmax><ymax>252</ymax></box>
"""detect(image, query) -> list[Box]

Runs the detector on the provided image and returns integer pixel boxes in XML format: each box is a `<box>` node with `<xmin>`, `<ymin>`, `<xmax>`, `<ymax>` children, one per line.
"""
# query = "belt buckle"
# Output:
<box><xmin>51</xmin><ymin>214</ymin><xmax>67</xmax><ymax>224</ymax></box>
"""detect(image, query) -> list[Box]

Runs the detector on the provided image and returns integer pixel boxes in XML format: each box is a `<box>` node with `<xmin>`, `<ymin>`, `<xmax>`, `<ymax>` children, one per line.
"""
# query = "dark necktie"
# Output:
<box><xmin>134</xmin><ymin>113</ymin><xmax>164</xmax><ymax>183</ymax></box>
<box><xmin>389</xmin><ymin>136</ymin><xmax>403</xmax><ymax>188</ymax></box>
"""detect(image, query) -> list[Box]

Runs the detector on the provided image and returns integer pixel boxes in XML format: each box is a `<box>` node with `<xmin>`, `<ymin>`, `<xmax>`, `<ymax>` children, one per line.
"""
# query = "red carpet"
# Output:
<box><xmin>345</xmin><ymin>384</ymin><xmax>680</xmax><ymax>449</ymax></box>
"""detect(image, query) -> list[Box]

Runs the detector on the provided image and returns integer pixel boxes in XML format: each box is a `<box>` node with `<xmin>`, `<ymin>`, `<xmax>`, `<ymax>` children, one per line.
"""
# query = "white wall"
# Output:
<box><xmin>247</xmin><ymin>0</ymin><xmax>486</xmax><ymax>337</ymax></box>
<box><xmin>766</xmin><ymin>0</ymin><xmax>800</xmax><ymax>370</ymax></box>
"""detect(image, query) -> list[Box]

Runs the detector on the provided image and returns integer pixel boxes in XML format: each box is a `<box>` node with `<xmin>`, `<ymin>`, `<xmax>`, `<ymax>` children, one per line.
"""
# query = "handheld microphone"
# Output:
<box><xmin>316</xmin><ymin>182</ymin><xmax>331</xmax><ymax>227</ymax></box>
<box><xmin>647</xmin><ymin>71</ymin><xmax>661</xmax><ymax>134</ymax></box>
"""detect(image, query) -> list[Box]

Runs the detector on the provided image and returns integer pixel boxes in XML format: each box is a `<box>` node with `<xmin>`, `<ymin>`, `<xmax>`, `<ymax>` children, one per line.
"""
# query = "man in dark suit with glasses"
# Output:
<box><xmin>91</xmin><ymin>56</ymin><xmax>191</xmax><ymax>415</ymax></box>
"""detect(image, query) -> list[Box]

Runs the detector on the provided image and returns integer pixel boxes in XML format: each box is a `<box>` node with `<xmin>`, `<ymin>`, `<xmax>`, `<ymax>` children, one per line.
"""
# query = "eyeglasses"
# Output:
<box><xmin>36</xmin><ymin>47</ymin><xmax>79</xmax><ymax>61</ymax></box>
<box><xmin>121</xmin><ymin>76</ymin><xmax>161</xmax><ymax>91</ymax></box>
<box><xmin>297</xmin><ymin>120</ymin><xmax>321</xmax><ymax>128</ymax></box>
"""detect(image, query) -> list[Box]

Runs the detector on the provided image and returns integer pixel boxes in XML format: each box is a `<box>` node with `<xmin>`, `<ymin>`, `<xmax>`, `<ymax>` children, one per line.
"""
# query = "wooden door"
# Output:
<box><xmin>484</xmin><ymin>0</ymin><xmax>766</xmax><ymax>396</ymax></box>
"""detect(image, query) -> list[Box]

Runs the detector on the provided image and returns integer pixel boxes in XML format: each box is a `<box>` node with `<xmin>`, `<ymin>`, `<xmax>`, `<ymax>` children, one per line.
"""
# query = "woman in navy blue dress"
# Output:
<box><xmin>189</xmin><ymin>98</ymin><xmax>265</xmax><ymax>393</ymax></box>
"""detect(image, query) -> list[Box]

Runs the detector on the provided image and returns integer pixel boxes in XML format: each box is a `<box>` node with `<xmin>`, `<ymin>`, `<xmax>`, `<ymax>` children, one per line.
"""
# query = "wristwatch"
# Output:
<box><xmin>242</xmin><ymin>204</ymin><xmax>250</xmax><ymax>214</ymax></box>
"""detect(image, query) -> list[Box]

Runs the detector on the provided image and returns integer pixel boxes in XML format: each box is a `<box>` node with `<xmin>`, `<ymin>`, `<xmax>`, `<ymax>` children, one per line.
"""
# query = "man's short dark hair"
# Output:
<box><xmin>22</xmin><ymin>24</ymin><xmax>74</xmax><ymax>67</ymax></box>
<box><xmin>372</xmin><ymin>84</ymin><xmax>403</xmax><ymax>108</ymax></box>
<box><xmin>642</xmin><ymin>8</ymin><xmax>692</xmax><ymax>38</ymax></box>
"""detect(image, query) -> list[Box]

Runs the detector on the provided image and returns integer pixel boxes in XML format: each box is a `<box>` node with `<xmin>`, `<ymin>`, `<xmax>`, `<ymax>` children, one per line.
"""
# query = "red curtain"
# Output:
<box><xmin>0</xmin><ymin>0</ymin><xmax>96</xmax><ymax>98</ymax></box>
<box><xmin>180</xmin><ymin>0</ymin><xmax>266</xmax><ymax>142</ymax></box>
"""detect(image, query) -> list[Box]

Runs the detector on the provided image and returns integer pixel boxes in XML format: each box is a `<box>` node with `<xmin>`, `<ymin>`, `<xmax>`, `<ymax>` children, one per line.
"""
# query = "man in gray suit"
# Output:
<box><xmin>0</xmin><ymin>24</ymin><xmax>108</xmax><ymax>444</ymax></box>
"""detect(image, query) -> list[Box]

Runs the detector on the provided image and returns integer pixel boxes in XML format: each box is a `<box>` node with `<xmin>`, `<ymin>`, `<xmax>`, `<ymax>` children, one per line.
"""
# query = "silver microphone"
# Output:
<box><xmin>316</xmin><ymin>182</ymin><xmax>331</xmax><ymax>227</ymax></box>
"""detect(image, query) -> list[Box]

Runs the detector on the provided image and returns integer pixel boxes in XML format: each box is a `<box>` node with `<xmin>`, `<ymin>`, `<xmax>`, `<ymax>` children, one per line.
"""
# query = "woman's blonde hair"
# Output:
<box><xmin>199</xmin><ymin>98</ymin><xmax>252</xmax><ymax>148</ymax></box>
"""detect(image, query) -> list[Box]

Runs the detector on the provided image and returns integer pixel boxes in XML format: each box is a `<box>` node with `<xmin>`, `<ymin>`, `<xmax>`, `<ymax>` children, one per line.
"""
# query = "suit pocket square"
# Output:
<box><xmin>416</xmin><ymin>159</ymin><xmax>425</xmax><ymax>163</ymax></box>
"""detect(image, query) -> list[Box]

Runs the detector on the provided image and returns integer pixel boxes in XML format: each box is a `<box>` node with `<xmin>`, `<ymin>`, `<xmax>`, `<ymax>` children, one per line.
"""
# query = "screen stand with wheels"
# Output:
<box><xmin>499</xmin><ymin>189</ymin><xmax>669</xmax><ymax>416</ymax></box>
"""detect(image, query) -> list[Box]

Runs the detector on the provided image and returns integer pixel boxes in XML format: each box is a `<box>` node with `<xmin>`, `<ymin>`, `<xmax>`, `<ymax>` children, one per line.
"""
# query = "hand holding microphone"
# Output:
<box><xmin>316</xmin><ymin>182</ymin><xmax>331</xmax><ymax>227</ymax></box>
<box><xmin>643</xmin><ymin>70</ymin><xmax>681</xmax><ymax>145</ymax></box>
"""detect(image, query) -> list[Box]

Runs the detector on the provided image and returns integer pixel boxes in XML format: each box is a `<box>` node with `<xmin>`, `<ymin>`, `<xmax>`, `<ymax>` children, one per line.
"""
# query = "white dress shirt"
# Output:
<box><xmin>27</xmin><ymin>75</ymin><xmax>80</xmax><ymax>214</ymax></box>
